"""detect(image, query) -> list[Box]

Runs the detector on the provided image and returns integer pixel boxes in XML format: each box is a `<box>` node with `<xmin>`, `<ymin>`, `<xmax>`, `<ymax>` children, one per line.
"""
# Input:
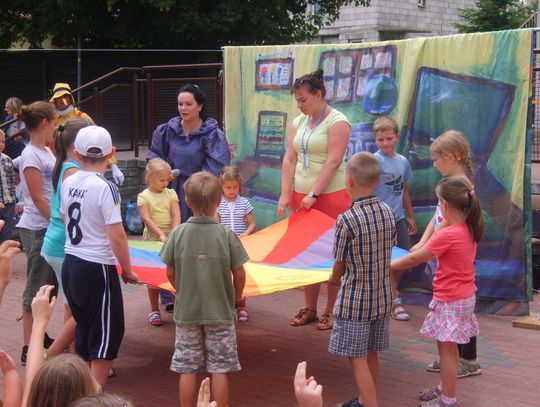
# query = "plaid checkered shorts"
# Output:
<box><xmin>328</xmin><ymin>316</ymin><xmax>390</xmax><ymax>358</ymax></box>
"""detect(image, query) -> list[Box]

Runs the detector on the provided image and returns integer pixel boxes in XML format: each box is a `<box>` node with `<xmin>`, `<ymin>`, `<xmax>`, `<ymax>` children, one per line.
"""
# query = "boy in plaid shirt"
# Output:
<box><xmin>328</xmin><ymin>152</ymin><xmax>396</xmax><ymax>407</ymax></box>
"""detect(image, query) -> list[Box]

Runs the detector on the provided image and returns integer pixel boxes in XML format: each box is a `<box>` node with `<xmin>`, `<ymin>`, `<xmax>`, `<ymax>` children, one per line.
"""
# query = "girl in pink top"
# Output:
<box><xmin>391</xmin><ymin>176</ymin><xmax>483</xmax><ymax>407</ymax></box>
<box><xmin>412</xmin><ymin>131</ymin><xmax>482</xmax><ymax>381</ymax></box>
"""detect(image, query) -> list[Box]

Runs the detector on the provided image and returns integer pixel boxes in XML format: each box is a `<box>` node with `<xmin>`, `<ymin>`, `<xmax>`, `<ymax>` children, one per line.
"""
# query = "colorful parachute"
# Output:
<box><xmin>125</xmin><ymin>209</ymin><xmax>407</xmax><ymax>296</ymax></box>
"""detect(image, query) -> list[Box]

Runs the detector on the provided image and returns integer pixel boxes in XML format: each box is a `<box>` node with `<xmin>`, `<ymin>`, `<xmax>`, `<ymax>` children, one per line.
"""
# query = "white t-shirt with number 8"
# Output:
<box><xmin>61</xmin><ymin>170</ymin><xmax>122</xmax><ymax>265</ymax></box>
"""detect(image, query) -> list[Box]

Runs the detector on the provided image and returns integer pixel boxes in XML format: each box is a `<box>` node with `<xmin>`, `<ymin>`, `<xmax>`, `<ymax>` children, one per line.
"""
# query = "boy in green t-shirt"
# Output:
<box><xmin>160</xmin><ymin>171</ymin><xmax>249</xmax><ymax>407</ymax></box>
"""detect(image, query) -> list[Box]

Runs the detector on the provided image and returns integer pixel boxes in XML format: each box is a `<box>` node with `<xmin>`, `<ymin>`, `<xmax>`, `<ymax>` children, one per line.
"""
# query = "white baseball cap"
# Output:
<box><xmin>75</xmin><ymin>126</ymin><xmax>113</xmax><ymax>158</ymax></box>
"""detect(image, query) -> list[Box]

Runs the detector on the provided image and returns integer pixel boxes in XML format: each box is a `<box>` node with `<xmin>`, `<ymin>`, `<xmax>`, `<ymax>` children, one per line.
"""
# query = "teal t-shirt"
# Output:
<box><xmin>42</xmin><ymin>159</ymin><xmax>80</xmax><ymax>259</ymax></box>
<box><xmin>160</xmin><ymin>216</ymin><xmax>250</xmax><ymax>325</ymax></box>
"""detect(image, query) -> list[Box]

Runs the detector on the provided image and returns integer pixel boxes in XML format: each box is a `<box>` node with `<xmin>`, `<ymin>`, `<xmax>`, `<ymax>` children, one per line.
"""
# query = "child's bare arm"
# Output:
<box><xmin>391</xmin><ymin>247</ymin><xmax>433</xmax><ymax>271</ymax></box>
<box><xmin>171</xmin><ymin>202</ymin><xmax>181</xmax><ymax>229</ymax></box>
<box><xmin>411</xmin><ymin>215</ymin><xmax>435</xmax><ymax>251</ymax></box>
<box><xmin>107</xmin><ymin>223</ymin><xmax>139</xmax><ymax>284</ymax></box>
<box><xmin>403</xmin><ymin>183</ymin><xmax>417</xmax><ymax>235</ymax></box>
<box><xmin>25</xmin><ymin>167</ymin><xmax>50</xmax><ymax>220</ymax></box>
<box><xmin>241</xmin><ymin>213</ymin><xmax>256</xmax><ymax>236</ymax></box>
<box><xmin>328</xmin><ymin>260</ymin><xmax>346</xmax><ymax>286</ymax></box>
<box><xmin>0</xmin><ymin>236</ymin><xmax>21</xmax><ymax>306</ymax></box>
<box><xmin>166</xmin><ymin>265</ymin><xmax>176</xmax><ymax>289</ymax></box>
<box><xmin>232</xmin><ymin>265</ymin><xmax>246</xmax><ymax>302</ymax></box>
<box><xmin>23</xmin><ymin>285</ymin><xmax>56</xmax><ymax>407</ymax></box>
<box><xmin>139</xmin><ymin>204</ymin><xmax>168</xmax><ymax>242</ymax></box>
<box><xmin>0</xmin><ymin>350</ymin><xmax>22</xmax><ymax>407</ymax></box>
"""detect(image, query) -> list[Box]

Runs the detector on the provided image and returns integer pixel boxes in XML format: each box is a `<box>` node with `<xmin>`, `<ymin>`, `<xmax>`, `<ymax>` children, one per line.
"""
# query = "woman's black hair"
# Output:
<box><xmin>178</xmin><ymin>84</ymin><xmax>206</xmax><ymax>119</ymax></box>
<box><xmin>291</xmin><ymin>69</ymin><xmax>326</xmax><ymax>97</ymax></box>
<box><xmin>179</xmin><ymin>84</ymin><xmax>205</xmax><ymax>106</ymax></box>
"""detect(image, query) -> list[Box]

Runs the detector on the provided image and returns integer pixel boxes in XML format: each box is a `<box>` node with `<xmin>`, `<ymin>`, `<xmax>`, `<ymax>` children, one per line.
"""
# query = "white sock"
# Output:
<box><xmin>392</xmin><ymin>297</ymin><xmax>402</xmax><ymax>305</ymax></box>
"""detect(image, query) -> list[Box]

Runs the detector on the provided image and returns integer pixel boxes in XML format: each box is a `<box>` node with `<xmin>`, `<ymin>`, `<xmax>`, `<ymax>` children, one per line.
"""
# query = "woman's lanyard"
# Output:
<box><xmin>300</xmin><ymin>105</ymin><xmax>327</xmax><ymax>171</ymax></box>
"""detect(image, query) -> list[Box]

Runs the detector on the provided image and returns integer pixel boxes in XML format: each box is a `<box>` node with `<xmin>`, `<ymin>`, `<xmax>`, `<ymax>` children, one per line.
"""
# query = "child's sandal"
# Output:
<box><xmin>291</xmin><ymin>308</ymin><xmax>317</xmax><ymax>326</ymax></box>
<box><xmin>391</xmin><ymin>303</ymin><xmax>410</xmax><ymax>321</ymax></box>
<box><xmin>419</xmin><ymin>386</ymin><xmax>442</xmax><ymax>401</ymax></box>
<box><xmin>316</xmin><ymin>312</ymin><xmax>333</xmax><ymax>330</ymax></box>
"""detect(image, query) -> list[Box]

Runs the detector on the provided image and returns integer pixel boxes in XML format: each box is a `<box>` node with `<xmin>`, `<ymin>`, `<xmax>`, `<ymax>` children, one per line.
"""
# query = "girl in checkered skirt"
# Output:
<box><xmin>390</xmin><ymin>176</ymin><xmax>483</xmax><ymax>407</ymax></box>
<box><xmin>413</xmin><ymin>131</ymin><xmax>482</xmax><ymax>381</ymax></box>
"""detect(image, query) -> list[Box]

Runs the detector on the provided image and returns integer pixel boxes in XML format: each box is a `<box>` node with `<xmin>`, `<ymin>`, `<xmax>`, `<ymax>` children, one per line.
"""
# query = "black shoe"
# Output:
<box><xmin>21</xmin><ymin>345</ymin><xmax>28</xmax><ymax>365</ymax></box>
<box><xmin>44</xmin><ymin>332</ymin><xmax>54</xmax><ymax>349</ymax></box>
<box><xmin>341</xmin><ymin>398</ymin><xmax>365</xmax><ymax>407</ymax></box>
<box><xmin>165</xmin><ymin>304</ymin><xmax>174</xmax><ymax>313</ymax></box>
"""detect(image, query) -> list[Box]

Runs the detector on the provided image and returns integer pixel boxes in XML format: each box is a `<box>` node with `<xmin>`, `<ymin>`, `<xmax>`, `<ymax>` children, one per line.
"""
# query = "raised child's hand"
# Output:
<box><xmin>0</xmin><ymin>349</ymin><xmax>16</xmax><ymax>374</ymax></box>
<box><xmin>294</xmin><ymin>361</ymin><xmax>323</xmax><ymax>407</ymax></box>
<box><xmin>196</xmin><ymin>377</ymin><xmax>217</xmax><ymax>407</ymax></box>
<box><xmin>31</xmin><ymin>285</ymin><xmax>56</xmax><ymax>327</ymax></box>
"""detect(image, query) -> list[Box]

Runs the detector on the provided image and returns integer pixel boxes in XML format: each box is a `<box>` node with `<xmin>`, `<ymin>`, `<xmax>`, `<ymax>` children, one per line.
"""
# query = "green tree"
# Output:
<box><xmin>0</xmin><ymin>0</ymin><xmax>370</xmax><ymax>49</ymax></box>
<box><xmin>455</xmin><ymin>0</ymin><xmax>538</xmax><ymax>33</ymax></box>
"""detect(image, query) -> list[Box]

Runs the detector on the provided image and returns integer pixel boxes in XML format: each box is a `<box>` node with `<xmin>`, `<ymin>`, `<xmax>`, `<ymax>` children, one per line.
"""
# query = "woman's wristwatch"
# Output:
<box><xmin>307</xmin><ymin>191</ymin><xmax>319</xmax><ymax>199</ymax></box>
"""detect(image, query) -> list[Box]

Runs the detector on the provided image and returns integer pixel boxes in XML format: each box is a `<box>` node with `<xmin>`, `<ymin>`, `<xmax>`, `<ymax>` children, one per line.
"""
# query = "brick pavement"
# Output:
<box><xmin>1</xmin><ymin>251</ymin><xmax>539</xmax><ymax>407</ymax></box>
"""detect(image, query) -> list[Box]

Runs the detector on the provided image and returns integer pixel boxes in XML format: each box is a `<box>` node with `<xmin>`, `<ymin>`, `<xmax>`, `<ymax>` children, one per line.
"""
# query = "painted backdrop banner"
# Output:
<box><xmin>223</xmin><ymin>29</ymin><xmax>533</xmax><ymax>314</ymax></box>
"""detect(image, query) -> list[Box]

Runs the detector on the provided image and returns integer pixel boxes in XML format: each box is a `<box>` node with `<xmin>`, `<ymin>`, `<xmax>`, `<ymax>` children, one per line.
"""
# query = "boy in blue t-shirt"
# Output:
<box><xmin>373</xmin><ymin>116</ymin><xmax>417</xmax><ymax>322</ymax></box>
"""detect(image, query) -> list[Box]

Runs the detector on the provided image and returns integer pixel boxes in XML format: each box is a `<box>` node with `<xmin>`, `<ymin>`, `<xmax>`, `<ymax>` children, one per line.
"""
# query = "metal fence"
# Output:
<box><xmin>0</xmin><ymin>50</ymin><xmax>223</xmax><ymax>157</ymax></box>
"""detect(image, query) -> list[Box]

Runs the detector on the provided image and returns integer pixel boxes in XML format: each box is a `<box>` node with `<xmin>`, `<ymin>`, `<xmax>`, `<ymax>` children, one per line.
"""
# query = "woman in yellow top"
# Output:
<box><xmin>278</xmin><ymin>69</ymin><xmax>351</xmax><ymax>330</ymax></box>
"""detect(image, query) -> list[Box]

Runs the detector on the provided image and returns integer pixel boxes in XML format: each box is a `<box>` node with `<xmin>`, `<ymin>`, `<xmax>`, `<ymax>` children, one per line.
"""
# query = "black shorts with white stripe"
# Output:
<box><xmin>62</xmin><ymin>254</ymin><xmax>125</xmax><ymax>361</ymax></box>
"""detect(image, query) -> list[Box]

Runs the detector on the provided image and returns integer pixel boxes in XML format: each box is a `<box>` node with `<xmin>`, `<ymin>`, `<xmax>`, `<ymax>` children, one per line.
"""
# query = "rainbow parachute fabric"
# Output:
<box><xmin>126</xmin><ymin>209</ymin><xmax>408</xmax><ymax>296</ymax></box>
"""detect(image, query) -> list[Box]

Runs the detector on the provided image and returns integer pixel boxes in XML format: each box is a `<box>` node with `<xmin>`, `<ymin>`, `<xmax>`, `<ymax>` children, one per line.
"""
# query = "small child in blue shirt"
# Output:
<box><xmin>372</xmin><ymin>116</ymin><xmax>416</xmax><ymax>321</ymax></box>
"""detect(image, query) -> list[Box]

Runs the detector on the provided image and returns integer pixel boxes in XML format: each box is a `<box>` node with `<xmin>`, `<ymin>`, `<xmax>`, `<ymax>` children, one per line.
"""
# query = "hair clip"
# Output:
<box><xmin>468</xmin><ymin>190</ymin><xmax>475</xmax><ymax>197</ymax></box>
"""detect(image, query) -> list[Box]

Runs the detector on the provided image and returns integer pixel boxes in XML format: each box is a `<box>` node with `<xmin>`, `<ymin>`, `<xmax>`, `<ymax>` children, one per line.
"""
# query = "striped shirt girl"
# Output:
<box><xmin>217</xmin><ymin>196</ymin><xmax>254</xmax><ymax>236</ymax></box>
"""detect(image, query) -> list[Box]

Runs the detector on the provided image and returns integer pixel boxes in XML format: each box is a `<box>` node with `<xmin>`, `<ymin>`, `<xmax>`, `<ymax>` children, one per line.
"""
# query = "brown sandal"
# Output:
<box><xmin>316</xmin><ymin>312</ymin><xmax>333</xmax><ymax>330</ymax></box>
<box><xmin>291</xmin><ymin>308</ymin><xmax>317</xmax><ymax>326</ymax></box>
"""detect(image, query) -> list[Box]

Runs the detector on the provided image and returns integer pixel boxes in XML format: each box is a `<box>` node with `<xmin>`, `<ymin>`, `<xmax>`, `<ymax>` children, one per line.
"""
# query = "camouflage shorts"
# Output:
<box><xmin>170</xmin><ymin>324</ymin><xmax>241</xmax><ymax>374</ymax></box>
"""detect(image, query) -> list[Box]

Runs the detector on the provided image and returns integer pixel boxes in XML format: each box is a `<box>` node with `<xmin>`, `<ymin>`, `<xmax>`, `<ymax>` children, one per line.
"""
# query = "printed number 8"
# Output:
<box><xmin>67</xmin><ymin>202</ymin><xmax>83</xmax><ymax>245</ymax></box>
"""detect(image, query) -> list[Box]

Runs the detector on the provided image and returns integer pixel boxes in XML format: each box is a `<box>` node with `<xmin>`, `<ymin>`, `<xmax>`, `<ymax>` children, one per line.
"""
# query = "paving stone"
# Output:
<box><xmin>1</xmin><ymin>252</ymin><xmax>539</xmax><ymax>406</ymax></box>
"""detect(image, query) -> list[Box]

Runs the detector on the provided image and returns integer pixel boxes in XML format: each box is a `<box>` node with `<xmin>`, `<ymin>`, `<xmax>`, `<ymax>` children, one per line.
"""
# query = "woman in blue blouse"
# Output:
<box><xmin>148</xmin><ymin>84</ymin><xmax>230</xmax><ymax>221</ymax></box>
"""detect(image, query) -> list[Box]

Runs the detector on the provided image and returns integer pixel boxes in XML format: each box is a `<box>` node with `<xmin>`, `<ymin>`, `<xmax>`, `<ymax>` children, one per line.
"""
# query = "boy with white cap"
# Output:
<box><xmin>60</xmin><ymin>125</ymin><xmax>139</xmax><ymax>387</ymax></box>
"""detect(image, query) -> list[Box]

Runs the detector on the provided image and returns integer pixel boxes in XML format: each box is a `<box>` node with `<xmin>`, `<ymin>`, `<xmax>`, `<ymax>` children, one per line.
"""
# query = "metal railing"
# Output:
<box><xmin>4</xmin><ymin>63</ymin><xmax>224</xmax><ymax>157</ymax></box>
<box><xmin>521</xmin><ymin>10</ymin><xmax>537</xmax><ymax>29</ymax></box>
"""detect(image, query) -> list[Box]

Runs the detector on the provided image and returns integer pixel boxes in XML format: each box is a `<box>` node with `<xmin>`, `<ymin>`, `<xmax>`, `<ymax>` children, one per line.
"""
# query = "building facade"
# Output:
<box><xmin>313</xmin><ymin>0</ymin><xmax>477</xmax><ymax>44</ymax></box>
